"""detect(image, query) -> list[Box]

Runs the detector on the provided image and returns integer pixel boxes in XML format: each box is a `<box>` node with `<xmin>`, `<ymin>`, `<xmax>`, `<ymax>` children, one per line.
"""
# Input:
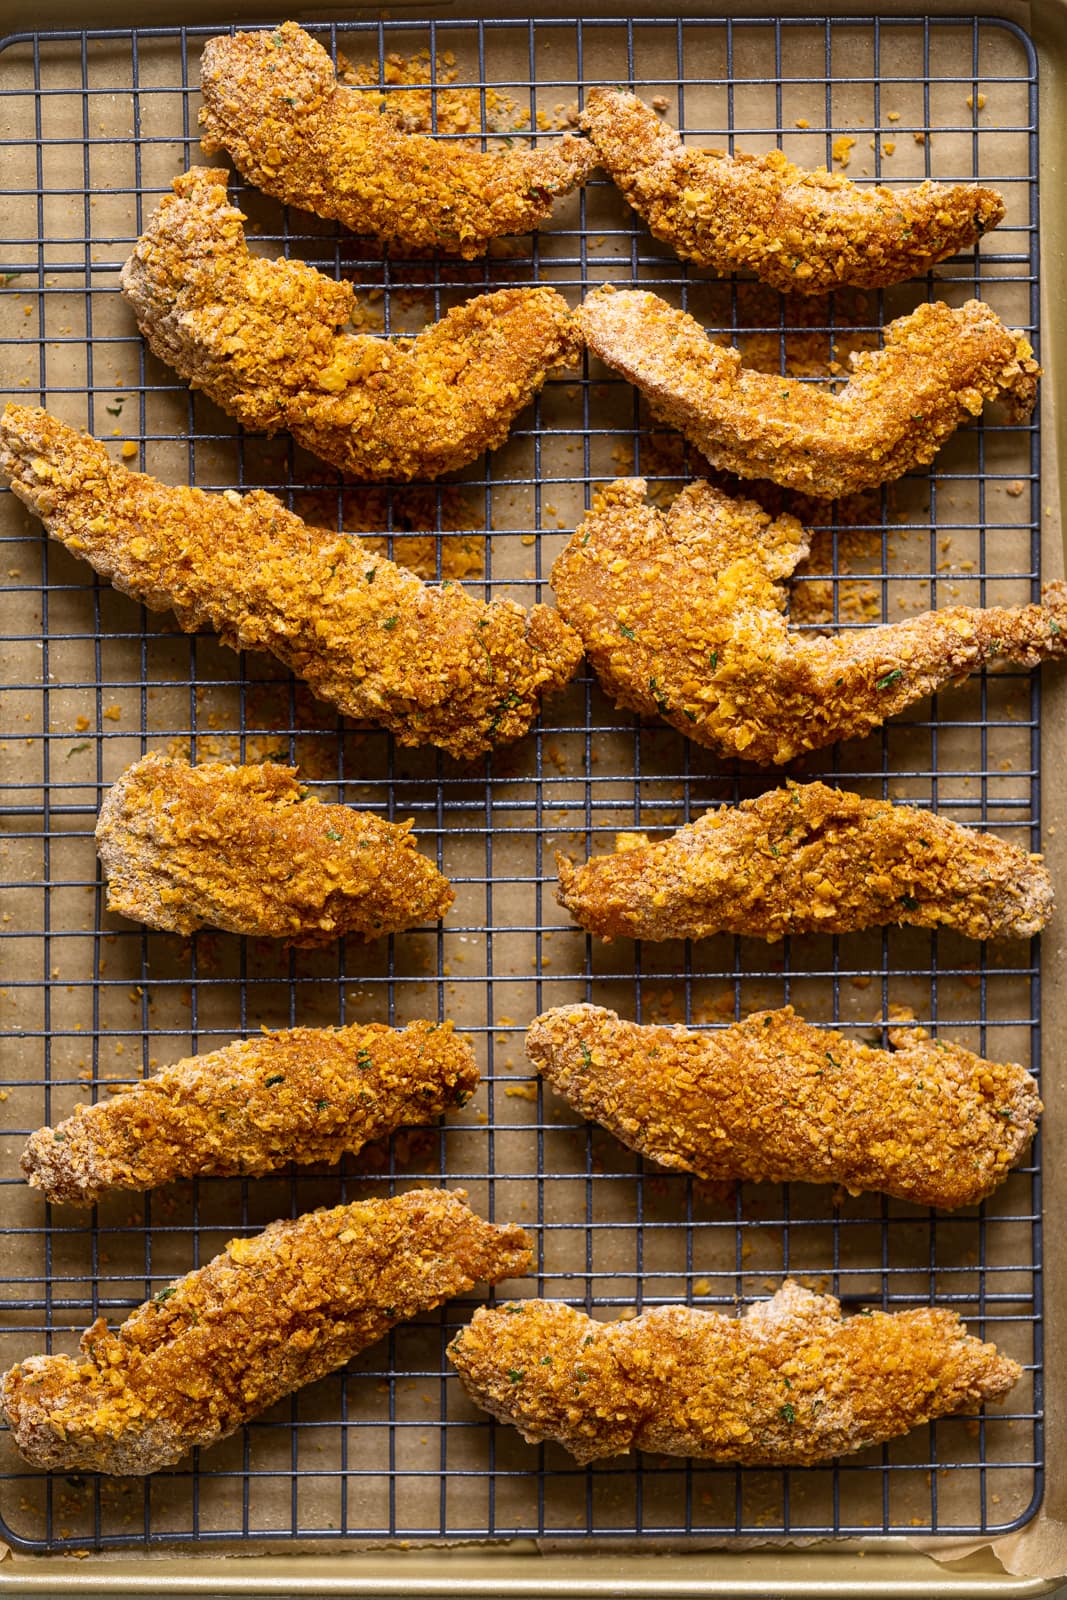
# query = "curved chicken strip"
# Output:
<box><xmin>447</xmin><ymin>1281</ymin><xmax>1019</xmax><ymax>1465</ymax></box>
<box><xmin>0</xmin><ymin>407</ymin><xmax>581</xmax><ymax>761</ymax></box>
<box><xmin>580</xmin><ymin>88</ymin><xmax>1004</xmax><ymax>292</ymax></box>
<box><xmin>21</xmin><ymin>1021</ymin><xmax>478</xmax><ymax>1207</ymax></box>
<box><xmin>2</xmin><ymin>1189</ymin><xmax>531</xmax><ymax>1474</ymax></box>
<box><xmin>120</xmin><ymin>169</ymin><xmax>582</xmax><ymax>481</ymax></box>
<box><xmin>96</xmin><ymin>754</ymin><xmax>453</xmax><ymax>944</ymax></box>
<box><xmin>552</xmin><ymin>477</ymin><xmax>1067</xmax><ymax>763</ymax></box>
<box><xmin>199</xmin><ymin>22</ymin><xmax>597</xmax><ymax>259</ymax></box>
<box><xmin>556</xmin><ymin>780</ymin><xmax>1052</xmax><ymax>944</ymax></box>
<box><xmin>526</xmin><ymin>1003</ymin><xmax>1040</xmax><ymax>1209</ymax></box>
<box><xmin>576</xmin><ymin>287</ymin><xmax>1038</xmax><ymax>497</ymax></box>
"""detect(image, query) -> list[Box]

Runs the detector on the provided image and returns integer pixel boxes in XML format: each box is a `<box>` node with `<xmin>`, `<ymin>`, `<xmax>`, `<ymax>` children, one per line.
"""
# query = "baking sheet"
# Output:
<box><xmin>0</xmin><ymin>2</ymin><xmax>1064</xmax><ymax>1591</ymax></box>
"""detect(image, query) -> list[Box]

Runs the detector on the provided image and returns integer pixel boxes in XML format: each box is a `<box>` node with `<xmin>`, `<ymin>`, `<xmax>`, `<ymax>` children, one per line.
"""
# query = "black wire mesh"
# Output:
<box><xmin>0</xmin><ymin>12</ymin><xmax>1044</xmax><ymax>1550</ymax></box>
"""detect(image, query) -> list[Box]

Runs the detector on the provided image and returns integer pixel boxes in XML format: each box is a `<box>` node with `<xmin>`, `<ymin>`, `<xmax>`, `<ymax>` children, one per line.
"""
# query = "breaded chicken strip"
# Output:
<box><xmin>120</xmin><ymin>169</ymin><xmax>582</xmax><ymax>481</ymax></box>
<box><xmin>553</xmin><ymin>478</ymin><xmax>1067</xmax><ymax>763</ymax></box>
<box><xmin>1</xmin><ymin>407</ymin><xmax>581</xmax><ymax>761</ymax></box>
<box><xmin>96</xmin><ymin>754</ymin><xmax>453</xmax><ymax>944</ymax></box>
<box><xmin>581</xmin><ymin>88</ymin><xmax>1004</xmax><ymax>292</ymax></box>
<box><xmin>448</xmin><ymin>1281</ymin><xmax>1019</xmax><ymax>1465</ymax></box>
<box><xmin>556</xmin><ymin>781</ymin><xmax>1052</xmax><ymax>944</ymax></box>
<box><xmin>526</xmin><ymin>1004</ymin><xmax>1040</xmax><ymax>1209</ymax></box>
<box><xmin>576</xmin><ymin>287</ymin><xmax>1038</xmax><ymax>498</ymax></box>
<box><xmin>21</xmin><ymin>1021</ymin><xmax>477</xmax><ymax>1207</ymax></box>
<box><xmin>199</xmin><ymin>22</ymin><xmax>596</xmax><ymax>259</ymax></box>
<box><xmin>2</xmin><ymin>1189</ymin><xmax>530</xmax><ymax>1475</ymax></box>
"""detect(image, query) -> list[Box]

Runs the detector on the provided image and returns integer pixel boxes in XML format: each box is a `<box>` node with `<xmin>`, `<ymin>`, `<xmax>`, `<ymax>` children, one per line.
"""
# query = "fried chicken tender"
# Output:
<box><xmin>556</xmin><ymin>780</ymin><xmax>1052</xmax><ymax>944</ymax></box>
<box><xmin>2</xmin><ymin>1189</ymin><xmax>531</xmax><ymax>1475</ymax></box>
<box><xmin>447</xmin><ymin>1281</ymin><xmax>1019</xmax><ymax>1465</ymax></box>
<box><xmin>526</xmin><ymin>1004</ymin><xmax>1040</xmax><ymax>1209</ymax></box>
<box><xmin>576</xmin><ymin>287</ymin><xmax>1038</xmax><ymax>497</ymax></box>
<box><xmin>120</xmin><ymin>169</ymin><xmax>582</xmax><ymax>481</ymax></box>
<box><xmin>0</xmin><ymin>407</ymin><xmax>581</xmax><ymax>760</ymax></box>
<box><xmin>198</xmin><ymin>22</ymin><xmax>597</xmax><ymax>259</ymax></box>
<box><xmin>553</xmin><ymin>478</ymin><xmax>1067</xmax><ymax>763</ymax></box>
<box><xmin>580</xmin><ymin>88</ymin><xmax>1004</xmax><ymax>292</ymax></box>
<box><xmin>21</xmin><ymin>1021</ymin><xmax>478</xmax><ymax>1207</ymax></box>
<box><xmin>96</xmin><ymin>754</ymin><xmax>453</xmax><ymax>944</ymax></box>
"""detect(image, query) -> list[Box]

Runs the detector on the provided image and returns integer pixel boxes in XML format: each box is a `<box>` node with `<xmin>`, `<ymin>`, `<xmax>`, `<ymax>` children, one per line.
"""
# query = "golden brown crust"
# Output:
<box><xmin>556</xmin><ymin>780</ymin><xmax>1052</xmax><ymax>944</ymax></box>
<box><xmin>581</xmin><ymin>88</ymin><xmax>1004</xmax><ymax>292</ymax></box>
<box><xmin>198</xmin><ymin>22</ymin><xmax>597</xmax><ymax>259</ymax></box>
<box><xmin>95</xmin><ymin>753</ymin><xmax>454</xmax><ymax>945</ymax></box>
<box><xmin>120</xmin><ymin>169</ymin><xmax>583</xmax><ymax>481</ymax></box>
<box><xmin>447</xmin><ymin>1282</ymin><xmax>1020</xmax><ymax>1465</ymax></box>
<box><xmin>576</xmin><ymin>287</ymin><xmax>1039</xmax><ymax>498</ymax></box>
<box><xmin>552</xmin><ymin>477</ymin><xmax>1067</xmax><ymax>763</ymax></box>
<box><xmin>526</xmin><ymin>1003</ymin><xmax>1040</xmax><ymax>1209</ymax></box>
<box><xmin>0</xmin><ymin>406</ymin><xmax>582</xmax><ymax>760</ymax></box>
<box><xmin>2</xmin><ymin>1190</ymin><xmax>531</xmax><ymax>1475</ymax></box>
<box><xmin>21</xmin><ymin>1021</ymin><xmax>478</xmax><ymax>1207</ymax></box>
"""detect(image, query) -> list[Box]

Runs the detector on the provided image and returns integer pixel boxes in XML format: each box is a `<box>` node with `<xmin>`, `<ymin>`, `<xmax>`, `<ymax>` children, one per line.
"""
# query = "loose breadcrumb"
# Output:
<box><xmin>580</xmin><ymin>89</ymin><xmax>1002</xmax><ymax>292</ymax></box>
<box><xmin>448</xmin><ymin>1282</ymin><xmax>1019</xmax><ymax>1464</ymax></box>
<box><xmin>3</xmin><ymin>1190</ymin><xmax>531</xmax><ymax>1474</ymax></box>
<box><xmin>95</xmin><ymin>753</ymin><xmax>454</xmax><ymax>944</ymax></box>
<box><xmin>552</xmin><ymin>477</ymin><xmax>1067</xmax><ymax>763</ymax></box>
<box><xmin>556</xmin><ymin>780</ymin><xmax>1053</xmax><ymax>944</ymax></box>
<box><xmin>120</xmin><ymin>169</ymin><xmax>583</xmax><ymax>482</ymax></box>
<box><xmin>22</xmin><ymin>1021</ymin><xmax>478</xmax><ymax>1206</ymax></box>
<box><xmin>576</xmin><ymin>287</ymin><xmax>1039</xmax><ymax>498</ymax></box>
<box><xmin>526</xmin><ymin>1003</ymin><xmax>1040</xmax><ymax>1209</ymax></box>
<box><xmin>198</xmin><ymin>23</ymin><xmax>596</xmax><ymax>259</ymax></box>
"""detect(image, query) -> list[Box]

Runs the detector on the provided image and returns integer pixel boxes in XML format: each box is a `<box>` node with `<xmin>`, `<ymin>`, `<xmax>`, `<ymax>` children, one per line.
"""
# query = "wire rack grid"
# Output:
<box><xmin>0</xmin><ymin>11</ymin><xmax>1045</xmax><ymax>1552</ymax></box>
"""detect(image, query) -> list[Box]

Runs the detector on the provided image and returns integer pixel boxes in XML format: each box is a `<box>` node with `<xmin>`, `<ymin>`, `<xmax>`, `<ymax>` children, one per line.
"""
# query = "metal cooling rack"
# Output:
<box><xmin>0</xmin><ymin>12</ymin><xmax>1044</xmax><ymax>1551</ymax></box>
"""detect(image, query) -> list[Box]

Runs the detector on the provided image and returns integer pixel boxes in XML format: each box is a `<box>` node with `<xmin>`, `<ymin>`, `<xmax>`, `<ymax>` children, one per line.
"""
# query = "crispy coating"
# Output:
<box><xmin>95</xmin><ymin>753</ymin><xmax>453</xmax><ymax>945</ymax></box>
<box><xmin>0</xmin><ymin>406</ymin><xmax>581</xmax><ymax>761</ymax></box>
<box><xmin>447</xmin><ymin>1281</ymin><xmax>1020</xmax><ymax>1465</ymax></box>
<box><xmin>580</xmin><ymin>89</ymin><xmax>1004</xmax><ymax>293</ymax></box>
<box><xmin>576</xmin><ymin>287</ymin><xmax>1038</xmax><ymax>498</ymax></box>
<box><xmin>120</xmin><ymin>169</ymin><xmax>583</xmax><ymax>481</ymax></box>
<box><xmin>2</xmin><ymin>1189</ymin><xmax>531</xmax><ymax>1475</ymax></box>
<box><xmin>526</xmin><ymin>1003</ymin><xmax>1040</xmax><ymax>1209</ymax></box>
<box><xmin>199</xmin><ymin>22</ymin><xmax>597</xmax><ymax>259</ymax></box>
<box><xmin>556</xmin><ymin>780</ymin><xmax>1052</xmax><ymax>944</ymax></box>
<box><xmin>21</xmin><ymin>1021</ymin><xmax>478</xmax><ymax>1207</ymax></box>
<box><xmin>552</xmin><ymin>477</ymin><xmax>1067</xmax><ymax>763</ymax></box>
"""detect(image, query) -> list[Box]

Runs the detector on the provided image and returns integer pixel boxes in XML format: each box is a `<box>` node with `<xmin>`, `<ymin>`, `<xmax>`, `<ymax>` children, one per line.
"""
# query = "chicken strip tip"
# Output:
<box><xmin>199</xmin><ymin>22</ymin><xmax>597</xmax><ymax>259</ymax></box>
<box><xmin>0</xmin><ymin>406</ymin><xmax>581</xmax><ymax>761</ymax></box>
<box><xmin>556</xmin><ymin>780</ymin><xmax>1052</xmax><ymax>944</ymax></box>
<box><xmin>581</xmin><ymin>87</ymin><xmax>1004</xmax><ymax>292</ymax></box>
<box><xmin>576</xmin><ymin>286</ymin><xmax>1038</xmax><ymax>498</ymax></box>
<box><xmin>120</xmin><ymin>169</ymin><xmax>583</xmax><ymax>481</ymax></box>
<box><xmin>448</xmin><ymin>1282</ymin><xmax>1020</xmax><ymax>1465</ymax></box>
<box><xmin>552</xmin><ymin>477</ymin><xmax>1067</xmax><ymax>763</ymax></box>
<box><xmin>526</xmin><ymin>1003</ymin><xmax>1040</xmax><ymax>1209</ymax></box>
<box><xmin>22</xmin><ymin>1021</ymin><xmax>478</xmax><ymax>1207</ymax></box>
<box><xmin>3</xmin><ymin>1189</ymin><xmax>531</xmax><ymax>1474</ymax></box>
<box><xmin>95</xmin><ymin>753</ymin><xmax>454</xmax><ymax>944</ymax></box>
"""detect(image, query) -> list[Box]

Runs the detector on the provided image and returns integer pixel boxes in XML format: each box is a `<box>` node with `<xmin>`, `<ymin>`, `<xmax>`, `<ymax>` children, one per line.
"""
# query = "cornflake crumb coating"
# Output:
<box><xmin>95</xmin><ymin>753</ymin><xmax>454</xmax><ymax>944</ymax></box>
<box><xmin>552</xmin><ymin>477</ymin><xmax>1067</xmax><ymax>763</ymax></box>
<box><xmin>581</xmin><ymin>88</ymin><xmax>1004</xmax><ymax>292</ymax></box>
<box><xmin>120</xmin><ymin>169</ymin><xmax>583</xmax><ymax>481</ymax></box>
<box><xmin>0</xmin><ymin>406</ymin><xmax>581</xmax><ymax>760</ymax></box>
<box><xmin>2</xmin><ymin>1190</ymin><xmax>531</xmax><ymax>1474</ymax></box>
<box><xmin>576</xmin><ymin>286</ymin><xmax>1038</xmax><ymax>498</ymax></box>
<box><xmin>526</xmin><ymin>1003</ymin><xmax>1040</xmax><ymax>1209</ymax></box>
<box><xmin>22</xmin><ymin>1021</ymin><xmax>479</xmax><ymax>1206</ymax></box>
<box><xmin>448</xmin><ymin>1281</ymin><xmax>1020</xmax><ymax>1465</ymax></box>
<box><xmin>556</xmin><ymin>780</ymin><xmax>1052</xmax><ymax>944</ymax></box>
<box><xmin>199</xmin><ymin>22</ymin><xmax>597</xmax><ymax>258</ymax></box>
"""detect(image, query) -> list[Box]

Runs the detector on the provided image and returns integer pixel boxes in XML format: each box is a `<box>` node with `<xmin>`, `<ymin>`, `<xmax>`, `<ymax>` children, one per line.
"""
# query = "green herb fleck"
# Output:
<box><xmin>324</xmin><ymin>827</ymin><xmax>343</xmax><ymax>841</ymax></box>
<box><xmin>1051</xmin><ymin>621</ymin><xmax>1060</xmax><ymax>635</ymax></box>
<box><xmin>578</xmin><ymin>1041</ymin><xmax>593</xmax><ymax>1068</ymax></box>
<box><xmin>381</xmin><ymin>616</ymin><xmax>398</xmax><ymax>630</ymax></box>
<box><xmin>580</xmin><ymin>527</ymin><xmax>592</xmax><ymax>546</ymax></box>
<box><xmin>365</xmin><ymin>567</ymin><xmax>377</xmax><ymax>583</ymax></box>
<box><xmin>999</xmin><ymin>1107</ymin><xmax>1014</xmax><ymax>1120</ymax></box>
<box><xmin>356</xmin><ymin>1048</ymin><xmax>373</xmax><ymax>1071</ymax></box>
<box><xmin>900</xmin><ymin>893</ymin><xmax>919</xmax><ymax>911</ymax></box>
<box><xmin>66</xmin><ymin>741</ymin><xmax>91</xmax><ymax>757</ymax></box>
<box><xmin>540</xmin><ymin>1354</ymin><xmax>553</xmax><ymax>1366</ymax></box>
<box><xmin>708</xmin><ymin>650</ymin><xmax>718</xmax><ymax>670</ymax></box>
<box><xmin>315</xmin><ymin>1099</ymin><xmax>330</xmax><ymax>1111</ymax></box>
<box><xmin>1</xmin><ymin>272</ymin><xmax>23</xmax><ymax>286</ymax></box>
<box><xmin>264</xmin><ymin>1074</ymin><xmax>285</xmax><ymax>1088</ymax></box>
<box><xmin>876</xmin><ymin>668</ymin><xmax>903</xmax><ymax>690</ymax></box>
<box><xmin>105</xmin><ymin>398</ymin><xmax>125</xmax><ymax>417</ymax></box>
<box><xmin>53</xmin><ymin>1130</ymin><xmax>66</xmax><ymax>1142</ymax></box>
<box><xmin>649</xmin><ymin>676</ymin><xmax>670</xmax><ymax>716</ymax></box>
<box><xmin>154</xmin><ymin>1285</ymin><xmax>177</xmax><ymax>1303</ymax></box>
<box><xmin>508</xmin><ymin>1369</ymin><xmax>525</xmax><ymax>1384</ymax></box>
<box><xmin>825</xmin><ymin>1051</ymin><xmax>841</xmax><ymax>1068</ymax></box>
<box><xmin>779</xmin><ymin>1403</ymin><xmax>796</xmax><ymax>1424</ymax></box>
<box><xmin>505</xmin><ymin>1304</ymin><xmax>524</xmax><ymax>1315</ymax></box>
<box><xmin>618</xmin><ymin>621</ymin><xmax>636</xmax><ymax>639</ymax></box>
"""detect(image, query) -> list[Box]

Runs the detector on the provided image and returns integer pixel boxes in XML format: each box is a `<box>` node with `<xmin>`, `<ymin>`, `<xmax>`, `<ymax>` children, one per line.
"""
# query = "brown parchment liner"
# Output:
<box><xmin>0</xmin><ymin>0</ymin><xmax>1065</xmax><ymax>1592</ymax></box>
